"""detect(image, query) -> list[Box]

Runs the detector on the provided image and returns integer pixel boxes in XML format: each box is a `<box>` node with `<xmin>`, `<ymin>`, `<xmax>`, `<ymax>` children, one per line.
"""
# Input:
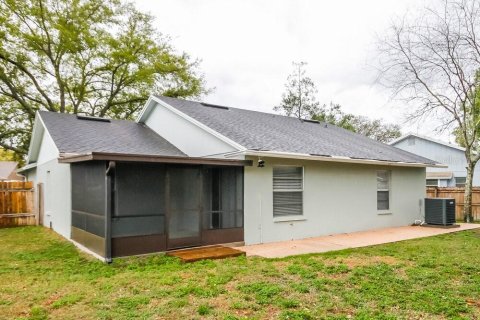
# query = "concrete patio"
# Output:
<box><xmin>236</xmin><ymin>223</ymin><xmax>480</xmax><ymax>258</ymax></box>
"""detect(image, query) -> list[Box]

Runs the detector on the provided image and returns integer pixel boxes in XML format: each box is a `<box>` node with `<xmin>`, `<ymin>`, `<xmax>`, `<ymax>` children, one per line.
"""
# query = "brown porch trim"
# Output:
<box><xmin>202</xmin><ymin>228</ymin><xmax>244</xmax><ymax>246</ymax></box>
<box><xmin>111</xmin><ymin>234</ymin><xmax>167</xmax><ymax>257</ymax></box>
<box><xmin>59</xmin><ymin>152</ymin><xmax>252</xmax><ymax>167</ymax></box>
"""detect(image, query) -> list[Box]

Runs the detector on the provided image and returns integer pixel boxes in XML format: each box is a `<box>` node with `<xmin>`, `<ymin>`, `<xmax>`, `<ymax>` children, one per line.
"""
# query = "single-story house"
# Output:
<box><xmin>389</xmin><ymin>133</ymin><xmax>473</xmax><ymax>187</ymax></box>
<box><xmin>20</xmin><ymin>95</ymin><xmax>442</xmax><ymax>261</ymax></box>
<box><xmin>0</xmin><ymin>161</ymin><xmax>24</xmax><ymax>181</ymax></box>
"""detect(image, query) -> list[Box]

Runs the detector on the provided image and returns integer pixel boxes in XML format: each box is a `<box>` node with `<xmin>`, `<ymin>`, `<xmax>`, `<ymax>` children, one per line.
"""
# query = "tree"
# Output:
<box><xmin>274</xmin><ymin>61</ymin><xmax>320</xmax><ymax>119</ymax></box>
<box><xmin>453</xmin><ymin>74</ymin><xmax>480</xmax><ymax>147</ymax></box>
<box><xmin>0</xmin><ymin>147</ymin><xmax>23</xmax><ymax>164</ymax></box>
<box><xmin>376</xmin><ymin>0</ymin><xmax>480</xmax><ymax>222</ymax></box>
<box><xmin>0</xmin><ymin>0</ymin><xmax>207</xmax><ymax>158</ymax></box>
<box><xmin>313</xmin><ymin>103</ymin><xmax>402</xmax><ymax>143</ymax></box>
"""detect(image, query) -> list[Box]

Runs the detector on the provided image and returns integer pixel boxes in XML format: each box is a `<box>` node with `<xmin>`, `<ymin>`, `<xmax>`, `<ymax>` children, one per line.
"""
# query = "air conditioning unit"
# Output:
<box><xmin>424</xmin><ymin>198</ymin><xmax>456</xmax><ymax>226</ymax></box>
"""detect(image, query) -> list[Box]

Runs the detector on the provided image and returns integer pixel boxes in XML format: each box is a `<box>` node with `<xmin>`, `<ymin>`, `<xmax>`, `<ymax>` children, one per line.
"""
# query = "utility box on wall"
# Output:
<box><xmin>424</xmin><ymin>198</ymin><xmax>456</xmax><ymax>226</ymax></box>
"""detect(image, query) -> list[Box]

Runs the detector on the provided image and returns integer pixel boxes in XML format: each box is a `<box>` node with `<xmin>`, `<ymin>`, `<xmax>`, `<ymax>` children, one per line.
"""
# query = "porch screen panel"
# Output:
<box><xmin>113</xmin><ymin>163</ymin><xmax>165</xmax><ymax>237</ymax></box>
<box><xmin>71</xmin><ymin>161</ymin><xmax>106</xmax><ymax>237</ymax></box>
<box><xmin>169</xmin><ymin>167</ymin><xmax>201</xmax><ymax>239</ymax></box>
<box><xmin>204</xmin><ymin>167</ymin><xmax>243</xmax><ymax>230</ymax></box>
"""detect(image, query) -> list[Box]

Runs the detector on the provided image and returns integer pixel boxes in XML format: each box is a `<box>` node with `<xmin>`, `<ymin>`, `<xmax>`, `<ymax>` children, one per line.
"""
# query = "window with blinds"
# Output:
<box><xmin>455</xmin><ymin>177</ymin><xmax>466</xmax><ymax>187</ymax></box>
<box><xmin>273</xmin><ymin>166</ymin><xmax>303</xmax><ymax>216</ymax></box>
<box><xmin>377</xmin><ymin>170</ymin><xmax>390</xmax><ymax>210</ymax></box>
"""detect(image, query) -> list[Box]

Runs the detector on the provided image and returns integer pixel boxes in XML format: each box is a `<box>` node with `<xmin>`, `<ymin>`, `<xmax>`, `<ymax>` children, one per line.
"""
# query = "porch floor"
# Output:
<box><xmin>166</xmin><ymin>245</ymin><xmax>246</xmax><ymax>262</ymax></box>
<box><xmin>236</xmin><ymin>223</ymin><xmax>480</xmax><ymax>258</ymax></box>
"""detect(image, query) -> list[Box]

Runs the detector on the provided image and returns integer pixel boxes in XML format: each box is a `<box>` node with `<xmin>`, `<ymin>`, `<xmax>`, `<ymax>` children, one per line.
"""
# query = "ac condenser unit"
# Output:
<box><xmin>424</xmin><ymin>198</ymin><xmax>456</xmax><ymax>226</ymax></box>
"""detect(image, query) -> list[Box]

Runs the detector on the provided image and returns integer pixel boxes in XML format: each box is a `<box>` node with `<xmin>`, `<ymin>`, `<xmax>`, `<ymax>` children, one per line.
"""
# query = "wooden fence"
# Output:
<box><xmin>0</xmin><ymin>181</ymin><xmax>36</xmax><ymax>228</ymax></box>
<box><xmin>426</xmin><ymin>187</ymin><xmax>480</xmax><ymax>221</ymax></box>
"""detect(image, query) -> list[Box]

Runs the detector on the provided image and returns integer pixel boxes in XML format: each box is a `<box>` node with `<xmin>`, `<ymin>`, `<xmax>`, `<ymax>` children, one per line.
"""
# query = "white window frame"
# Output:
<box><xmin>377</xmin><ymin>170</ymin><xmax>391</xmax><ymax>213</ymax></box>
<box><xmin>455</xmin><ymin>177</ymin><xmax>466</xmax><ymax>188</ymax></box>
<box><xmin>272</xmin><ymin>165</ymin><xmax>304</xmax><ymax>218</ymax></box>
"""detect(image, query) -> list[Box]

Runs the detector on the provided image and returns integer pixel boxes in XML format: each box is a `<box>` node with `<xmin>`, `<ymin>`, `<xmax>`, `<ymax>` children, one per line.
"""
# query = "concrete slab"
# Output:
<box><xmin>236</xmin><ymin>223</ymin><xmax>480</xmax><ymax>258</ymax></box>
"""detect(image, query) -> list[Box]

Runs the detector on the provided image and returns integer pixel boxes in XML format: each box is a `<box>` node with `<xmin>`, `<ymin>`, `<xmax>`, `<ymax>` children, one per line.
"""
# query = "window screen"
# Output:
<box><xmin>426</xmin><ymin>179</ymin><xmax>438</xmax><ymax>187</ymax></box>
<box><xmin>377</xmin><ymin>170</ymin><xmax>390</xmax><ymax>210</ymax></box>
<box><xmin>273</xmin><ymin>167</ymin><xmax>303</xmax><ymax>216</ymax></box>
<box><xmin>456</xmin><ymin>177</ymin><xmax>466</xmax><ymax>187</ymax></box>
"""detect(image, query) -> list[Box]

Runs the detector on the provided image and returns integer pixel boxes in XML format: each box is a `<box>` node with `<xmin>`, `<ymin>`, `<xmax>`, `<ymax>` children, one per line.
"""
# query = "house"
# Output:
<box><xmin>0</xmin><ymin>161</ymin><xmax>24</xmax><ymax>181</ymax></box>
<box><xmin>389</xmin><ymin>133</ymin><xmax>475</xmax><ymax>187</ymax></box>
<box><xmin>19</xmin><ymin>95</ymin><xmax>442</xmax><ymax>261</ymax></box>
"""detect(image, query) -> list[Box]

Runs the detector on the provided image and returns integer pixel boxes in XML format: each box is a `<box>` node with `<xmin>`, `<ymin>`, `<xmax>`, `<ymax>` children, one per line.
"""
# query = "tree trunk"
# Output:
<box><xmin>463</xmin><ymin>162</ymin><xmax>475</xmax><ymax>223</ymax></box>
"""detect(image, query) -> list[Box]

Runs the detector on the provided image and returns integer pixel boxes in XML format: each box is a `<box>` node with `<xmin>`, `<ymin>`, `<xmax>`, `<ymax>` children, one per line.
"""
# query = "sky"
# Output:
<box><xmin>133</xmin><ymin>0</ymin><xmax>454</xmax><ymax>142</ymax></box>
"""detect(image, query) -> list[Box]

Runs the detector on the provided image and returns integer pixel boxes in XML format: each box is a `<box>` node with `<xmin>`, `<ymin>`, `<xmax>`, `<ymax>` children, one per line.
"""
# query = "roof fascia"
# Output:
<box><xmin>136</xmin><ymin>96</ymin><xmax>155</xmax><ymax>123</ymax></box>
<box><xmin>58</xmin><ymin>152</ymin><xmax>253</xmax><ymax>167</ymax></box>
<box><xmin>16</xmin><ymin>162</ymin><xmax>38</xmax><ymax>173</ymax></box>
<box><xmin>28</xmin><ymin>112</ymin><xmax>60</xmax><ymax>163</ymax></box>
<box><xmin>239</xmin><ymin>150</ymin><xmax>447</xmax><ymax>168</ymax></box>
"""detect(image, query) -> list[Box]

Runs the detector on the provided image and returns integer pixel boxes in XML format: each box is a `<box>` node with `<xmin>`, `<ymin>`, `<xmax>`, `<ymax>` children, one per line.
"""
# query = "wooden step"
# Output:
<box><xmin>166</xmin><ymin>245</ymin><xmax>245</xmax><ymax>263</ymax></box>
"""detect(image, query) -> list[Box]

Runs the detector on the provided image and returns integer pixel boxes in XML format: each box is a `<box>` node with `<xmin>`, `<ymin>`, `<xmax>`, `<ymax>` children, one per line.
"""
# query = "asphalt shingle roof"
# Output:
<box><xmin>39</xmin><ymin>111</ymin><xmax>186</xmax><ymax>157</ymax></box>
<box><xmin>154</xmin><ymin>96</ymin><xmax>437</xmax><ymax>165</ymax></box>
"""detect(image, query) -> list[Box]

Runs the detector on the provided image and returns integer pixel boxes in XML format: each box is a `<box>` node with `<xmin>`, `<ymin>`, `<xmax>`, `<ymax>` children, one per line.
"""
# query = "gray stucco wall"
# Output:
<box><xmin>243</xmin><ymin>157</ymin><xmax>426</xmax><ymax>245</ymax></box>
<box><xmin>393</xmin><ymin>136</ymin><xmax>480</xmax><ymax>186</ymax></box>
<box><xmin>144</xmin><ymin>102</ymin><xmax>238</xmax><ymax>157</ymax></box>
<box><xmin>30</xmin><ymin>159</ymin><xmax>72</xmax><ymax>239</ymax></box>
<box><xmin>25</xmin><ymin>126</ymin><xmax>72</xmax><ymax>239</ymax></box>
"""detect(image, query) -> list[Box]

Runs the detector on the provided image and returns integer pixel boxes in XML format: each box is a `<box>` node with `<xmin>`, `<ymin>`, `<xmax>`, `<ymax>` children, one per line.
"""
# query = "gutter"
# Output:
<box><xmin>224</xmin><ymin>150</ymin><xmax>447</xmax><ymax>168</ymax></box>
<box><xmin>58</xmin><ymin>152</ymin><xmax>253</xmax><ymax>167</ymax></box>
<box><xmin>17</xmin><ymin>162</ymin><xmax>38</xmax><ymax>173</ymax></box>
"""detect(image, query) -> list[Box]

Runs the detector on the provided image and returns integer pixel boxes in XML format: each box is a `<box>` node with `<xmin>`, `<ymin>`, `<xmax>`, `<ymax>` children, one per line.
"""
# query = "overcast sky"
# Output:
<box><xmin>134</xmin><ymin>0</ymin><xmax>454</xmax><ymax>142</ymax></box>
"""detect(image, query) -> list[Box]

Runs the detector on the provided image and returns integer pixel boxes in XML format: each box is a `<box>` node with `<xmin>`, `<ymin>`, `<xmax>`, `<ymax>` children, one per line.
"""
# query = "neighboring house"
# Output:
<box><xmin>0</xmin><ymin>161</ymin><xmax>24</xmax><ymax>181</ymax></box>
<box><xmin>19</xmin><ymin>95</ymin><xmax>441</xmax><ymax>261</ymax></box>
<box><xmin>389</xmin><ymin>134</ymin><xmax>475</xmax><ymax>187</ymax></box>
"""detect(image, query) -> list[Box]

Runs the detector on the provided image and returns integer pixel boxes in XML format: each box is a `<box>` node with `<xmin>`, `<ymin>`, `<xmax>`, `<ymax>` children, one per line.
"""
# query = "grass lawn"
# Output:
<box><xmin>1</xmin><ymin>227</ymin><xmax>480</xmax><ymax>319</ymax></box>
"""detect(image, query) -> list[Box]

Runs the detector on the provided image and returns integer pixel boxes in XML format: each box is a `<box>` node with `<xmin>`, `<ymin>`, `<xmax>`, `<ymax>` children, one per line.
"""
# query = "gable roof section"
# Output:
<box><xmin>149</xmin><ymin>96</ymin><xmax>437</xmax><ymax>165</ymax></box>
<box><xmin>38</xmin><ymin>111</ymin><xmax>186</xmax><ymax>157</ymax></box>
<box><xmin>389</xmin><ymin>133</ymin><xmax>465</xmax><ymax>152</ymax></box>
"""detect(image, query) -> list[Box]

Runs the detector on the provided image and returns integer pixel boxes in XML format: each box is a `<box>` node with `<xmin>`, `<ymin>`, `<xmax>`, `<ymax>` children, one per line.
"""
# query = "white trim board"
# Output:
<box><xmin>230</xmin><ymin>150</ymin><xmax>446</xmax><ymax>168</ymax></box>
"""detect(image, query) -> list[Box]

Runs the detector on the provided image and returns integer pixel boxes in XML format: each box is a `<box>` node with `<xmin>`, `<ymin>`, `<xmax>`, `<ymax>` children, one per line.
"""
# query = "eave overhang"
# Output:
<box><xmin>58</xmin><ymin>152</ymin><xmax>253</xmax><ymax>167</ymax></box>
<box><xmin>224</xmin><ymin>150</ymin><xmax>446</xmax><ymax>168</ymax></box>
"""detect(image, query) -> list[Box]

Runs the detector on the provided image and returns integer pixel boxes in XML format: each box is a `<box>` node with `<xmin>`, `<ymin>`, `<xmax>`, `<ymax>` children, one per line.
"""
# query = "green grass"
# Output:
<box><xmin>1</xmin><ymin>227</ymin><xmax>480</xmax><ymax>319</ymax></box>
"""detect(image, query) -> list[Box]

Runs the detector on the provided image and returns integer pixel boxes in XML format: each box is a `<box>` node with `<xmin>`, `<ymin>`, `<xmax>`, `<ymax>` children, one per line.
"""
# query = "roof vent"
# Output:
<box><xmin>76</xmin><ymin>115</ymin><xmax>111</xmax><ymax>122</ymax></box>
<box><xmin>301</xmin><ymin>119</ymin><xmax>319</xmax><ymax>124</ymax></box>
<box><xmin>200</xmin><ymin>102</ymin><xmax>229</xmax><ymax>110</ymax></box>
<box><xmin>310</xmin><ymin>153</ymin><xmax>332</xmax><ymax>157</ymax></box>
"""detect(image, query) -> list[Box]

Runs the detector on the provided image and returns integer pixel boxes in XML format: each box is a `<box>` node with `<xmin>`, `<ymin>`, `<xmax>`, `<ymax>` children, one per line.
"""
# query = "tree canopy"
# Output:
<box><xmin>313</xmin><ymin>103</ymin><xmax>401</xmax><ymax>143</ymax></box>
<box><xmin>0</xmin><ymin>0</ymin><xmax>208</xmax><ymax>157</ymax></box>
<box><xmin>274</xmin><ymin>61</ymin><xmax>401</xmax><ymax>143</ymax></box>
<box><xmin>274</xmin><ymin>62</ymin><xmax>320</xmax><ymax>119</ymax></box>
<box><xmin>376</xmin><ymin>0</ymin><xmax>480</xmax><ymax>220</ymax></box>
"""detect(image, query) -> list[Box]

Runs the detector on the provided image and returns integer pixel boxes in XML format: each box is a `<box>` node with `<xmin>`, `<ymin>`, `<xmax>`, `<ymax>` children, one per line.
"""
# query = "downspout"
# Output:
<box><xmin>105</xmin><ymin>161</ymin><xmax>116</xmax><ymax>263</ymax></box>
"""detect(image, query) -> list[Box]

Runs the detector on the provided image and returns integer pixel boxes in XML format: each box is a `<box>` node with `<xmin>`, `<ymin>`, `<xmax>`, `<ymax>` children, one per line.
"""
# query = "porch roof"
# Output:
<box><xmin>58</xmin><ymin>151</ymin><xmax>252</xmax><ymax>167</ymax></box>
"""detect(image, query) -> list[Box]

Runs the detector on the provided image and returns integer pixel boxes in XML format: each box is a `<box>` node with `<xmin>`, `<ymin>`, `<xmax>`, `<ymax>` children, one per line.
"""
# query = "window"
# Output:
<box><xmin>426</xmin><ymin>179</ymin><xmax>438</xmax><ymax>187</ymax></box>
<box><xmin>377</xmin><ymin>170</ymin><xmax>390</xmax><ymax>210</ymax></box>
<box><xmin>273</xmin><ymin>166</ymin><xmax>303</xmax><ymax>216</ymax></box>
<box><xmin>456</xmin><ymin>177</ymin><xmax>466</xmax><ymax>188</ymax></box>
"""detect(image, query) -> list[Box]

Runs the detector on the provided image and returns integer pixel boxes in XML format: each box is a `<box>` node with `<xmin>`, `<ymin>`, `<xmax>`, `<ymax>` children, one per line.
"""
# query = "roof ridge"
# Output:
<box><xmin>155</xmin><ymin>95</ymin><xmax>332</xmax><ymax>125</ymax></box>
